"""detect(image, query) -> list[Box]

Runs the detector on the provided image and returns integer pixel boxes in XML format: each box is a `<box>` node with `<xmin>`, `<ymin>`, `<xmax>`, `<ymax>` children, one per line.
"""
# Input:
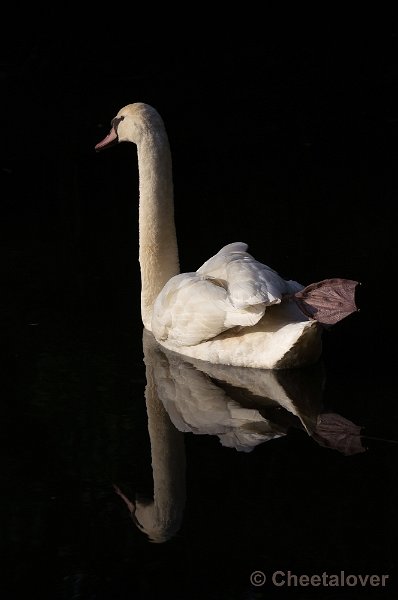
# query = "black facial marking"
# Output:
<box><xmin>111</xmin><ymin>115</ymin><xmax>125</xmax><ymax>132</ymax></box>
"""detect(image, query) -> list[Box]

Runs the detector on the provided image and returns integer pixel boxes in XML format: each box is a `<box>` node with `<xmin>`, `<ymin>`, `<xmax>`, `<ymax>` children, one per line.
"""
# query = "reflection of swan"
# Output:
<box><xmin>148</xmin><ymin>331</ymin><xmax>324</xmax><ymax>451</ymax></box>
<box><xmin>115</xmin><ymin>331</ymin><xmax>366</xmax><ymax>543</ymax></box>
<box><xmin>114</xmin><ymin>331</ymin><xmax>186</xmax><ymax>544</ymax></box>
<box><xmin>95</xmin><ymin>103</ymin><xmax>358</xmax><ymax>369</ymax></box>
<box><xmin>145</xmin><ymin>330</ymin><xmax>365</xmax><ymax>454</ymax></box>
<box><xmin>148</xmin><ymin>330</ymin><xmax>367</xmax><ymax>456</ymax></box>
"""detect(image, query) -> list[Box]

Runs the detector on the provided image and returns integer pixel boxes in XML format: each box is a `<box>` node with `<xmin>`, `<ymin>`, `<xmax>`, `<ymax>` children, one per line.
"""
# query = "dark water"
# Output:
<box><xmin>1</xmin><ymin>206</ymin><xmax>397</xmax><ymax>600</ymax></box>
<box><xmin>1</xmin><ymin>23</ymin><xmax>397</xmax><ymax>599</ymax></box>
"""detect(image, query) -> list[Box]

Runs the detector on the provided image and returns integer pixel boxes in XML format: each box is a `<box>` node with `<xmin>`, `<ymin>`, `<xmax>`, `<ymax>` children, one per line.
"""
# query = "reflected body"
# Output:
<box><xmin>114</xmin><ymin>330</ymin><xmax>367</xmax><ymax>543</ymax></box>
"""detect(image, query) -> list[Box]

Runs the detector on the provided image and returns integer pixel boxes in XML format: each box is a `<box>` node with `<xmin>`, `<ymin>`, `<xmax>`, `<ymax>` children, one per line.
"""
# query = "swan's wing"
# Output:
<box><xmin>151</xmin><ymin>270</ymin><xmax>267</xmax><ymax>347</ymax></box>
<box><xmin>151</xmin><ymin>244</ymin><xmax>307</xmax><ymax>348</ymax></box>
<box><xmin>197</xmin><ymin>242</ymin><xmax>299</xmax><ymax>308</ymax></box>
<box><xmin>151</xmin><ymin>273</ymin><xmax>230</xmax><ymax>346</ymax></box>
<box><xmin>196</xmin><ymin>242</ymin><xmax>248</xmax><ymax>276</ymax></box>
<box><xmin>225</xmin><ymin>258</ymin><xmax>288</xmax><ymax>308</ymax></box>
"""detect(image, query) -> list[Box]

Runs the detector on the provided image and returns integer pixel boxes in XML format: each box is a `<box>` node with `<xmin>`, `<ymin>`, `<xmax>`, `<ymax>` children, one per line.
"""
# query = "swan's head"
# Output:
<box><xmin>95</xmin><ymin>102</ymin><xmax>166</xmax><ymax>150</ymax></box>
<box><xmin>113</xmin><ymin>485</ymin><xmax>181</xmax><ymax>544</ymax></box>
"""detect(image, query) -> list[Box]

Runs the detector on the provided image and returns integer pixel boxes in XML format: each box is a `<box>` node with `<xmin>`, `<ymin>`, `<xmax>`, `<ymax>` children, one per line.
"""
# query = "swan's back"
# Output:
<box><xmin>151</xmin><ymin>242</ymin><xmax>305</xmax><ymax>348</ymax></box>
<box><xmin>197</xmin><ymin>242</ymin><xmax>304</xmax><ymax>307</ymax></box>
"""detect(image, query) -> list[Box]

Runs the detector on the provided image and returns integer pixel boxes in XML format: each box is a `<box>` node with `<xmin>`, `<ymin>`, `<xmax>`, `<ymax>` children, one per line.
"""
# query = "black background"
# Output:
<box><xmin>1</xmin><ymin>13</ymin><xmax>397</xmax><ymax>600</ymax></box>
<box><xmin>1</xmin><ymin>18</ymin><xmax>397</xmax><ymax>370</ymax></box>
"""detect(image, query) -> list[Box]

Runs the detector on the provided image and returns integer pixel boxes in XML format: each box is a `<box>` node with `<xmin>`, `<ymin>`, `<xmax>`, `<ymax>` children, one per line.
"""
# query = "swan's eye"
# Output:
<box><xmin>111</xmin><ymin>115</ymin><xmax>125</xmax><ymax>132</ymax></box>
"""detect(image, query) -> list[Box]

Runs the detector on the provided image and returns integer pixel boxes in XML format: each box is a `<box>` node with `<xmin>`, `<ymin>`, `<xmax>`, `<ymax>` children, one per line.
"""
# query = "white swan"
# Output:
<box><xmin>95</xmin><ymin>102</ymin><xmax>359</xmax><ymax>369</ymax></box>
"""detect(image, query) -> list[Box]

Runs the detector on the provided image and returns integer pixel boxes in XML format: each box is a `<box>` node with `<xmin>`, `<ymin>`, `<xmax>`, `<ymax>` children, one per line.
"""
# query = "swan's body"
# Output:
<box><xmin>95</xmin><ymin>102</ymin><xmax>358</xmax><ymax>369</ymax></box>
<box><xmin>151</xmin><ymin>241</ymin><xmax>305</xmax><ymax>347</ymax></box>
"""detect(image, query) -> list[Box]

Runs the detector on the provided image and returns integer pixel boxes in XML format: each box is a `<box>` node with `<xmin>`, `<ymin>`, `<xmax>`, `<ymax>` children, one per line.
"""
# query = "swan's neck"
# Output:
<box><xmin>137</xmin><ymin>128</ymin><xmax>180</xmax><ymax>329</ymax></box>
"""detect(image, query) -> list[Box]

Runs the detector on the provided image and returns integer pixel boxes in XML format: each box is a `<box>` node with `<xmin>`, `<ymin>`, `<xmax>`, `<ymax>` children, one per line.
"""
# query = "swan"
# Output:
<box><xmin>95</xmin><ymin>102</ymin><xmax>359</xmax><ymax>369</ymax></box>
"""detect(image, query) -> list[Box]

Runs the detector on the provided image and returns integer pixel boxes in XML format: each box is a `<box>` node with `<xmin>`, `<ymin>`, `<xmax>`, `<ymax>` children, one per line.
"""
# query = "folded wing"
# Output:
<box><xmin>151</xmin><ymin>243</ymin><xmax>303</xmax><ymax>346</ymax></box>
